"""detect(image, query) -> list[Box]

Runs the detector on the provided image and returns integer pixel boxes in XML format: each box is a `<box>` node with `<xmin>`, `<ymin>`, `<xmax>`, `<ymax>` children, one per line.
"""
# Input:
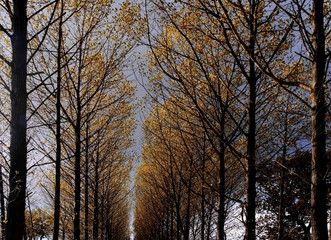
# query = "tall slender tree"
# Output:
<box><xmin>0</xmin><ymin>1</ymin><xmax>59</xmax><ymax>239</ymax></box>
<box><xmin>53</xmin><ymin>1</ymin><xmax>64</xmax><ymax>239</ymax></box>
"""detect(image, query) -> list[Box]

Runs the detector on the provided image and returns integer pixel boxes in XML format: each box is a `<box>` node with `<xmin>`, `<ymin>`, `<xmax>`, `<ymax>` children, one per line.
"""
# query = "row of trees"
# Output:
<box><xmin>0</xmin><ymin>0</ymin><xmax>140</xmax><ymax>239</ymax></box>
<box><xmin>134</xmin><ymin>0</ymin><xmax>330</xmax><ymax>239</ymax></box>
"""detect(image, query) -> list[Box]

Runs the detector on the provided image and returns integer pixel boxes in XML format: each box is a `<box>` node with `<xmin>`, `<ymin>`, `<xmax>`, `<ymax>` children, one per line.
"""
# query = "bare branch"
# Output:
<box><xmin>0</xmin><ymin>23</ymin><xmax>11</xmax><ymax>38</ymax></box>
<box><xmin>0</xmin><ymin>53</ymin><xmax>11</xmax><ymax>67</ymax></box>
<box><xmin>27</xmin><ymin>0</ymin><xmax>58</xmax><ymax>21</ymax></box>
<box><xmin>27</xmin><ymin>0</ymin><xmax>60</xmax><ymax>64</ymax></box>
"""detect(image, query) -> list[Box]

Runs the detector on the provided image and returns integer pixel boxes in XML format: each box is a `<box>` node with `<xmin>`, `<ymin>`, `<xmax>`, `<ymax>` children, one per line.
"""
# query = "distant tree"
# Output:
<box><xmin>25</xmin><ymin>208</ymin><xmax>52</xmax><ymax>240</ymax></box>
<box><xmin>143</xmin><ymin>1</ymin><xmax>289</xmax><ymax>239</ymax></box>
<box><xmin>257</xmin><ymin>151</ymin><xmax>312</xmax><ymax>239</ymax></box>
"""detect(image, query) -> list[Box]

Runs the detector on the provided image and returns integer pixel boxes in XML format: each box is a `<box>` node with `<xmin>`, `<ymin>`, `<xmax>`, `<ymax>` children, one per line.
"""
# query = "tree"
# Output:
<box><xmin>6</xmin><ymin>2</ymin><xmax>29</xmax><ymax>238</ymax></box>
<box><xmin>53</xmin><ymin>1</ymin><xmax>64</xmax><ymax>239</ymax></box>
<box><xmin>38</xmin><ymin>1</ymin><xmax>140</xmax><ymax>238</ymax></box>
<box><xmin>142</xmin><ymin>1</ymin><xmax>287</xmax><ymax>239</ymax></box>
<box><xmin>0</xmin><ymin>1</ymin><xmax>140</xmax><ymax>239</ymax></box>
<box><xmin>220</xmin><ymin>1</ymin><xmax>331</xmax><ymax>238</ymax></box>
<box><xmin>25</xmin><ymin>208</ymin><xmax>52</xmax><ymax>240</ymax></box>
<box><xmin>0</xmin><ymin>1</ymin><xmax>59</xmax><ymax>239</ymax></box>
<box><xmin>136</xmin><ymin>89</ymin><xmax>245</xmax><ymax>239</ymax></box>
<box><xmin>258</xmin><ymin>152</ymin><xmax>311</xmax><ymax>239</ymax></box>
<box><xmin>0</xmin><ymin>165</ymin><xmax>4</xmax><ymax>240</ymax></box>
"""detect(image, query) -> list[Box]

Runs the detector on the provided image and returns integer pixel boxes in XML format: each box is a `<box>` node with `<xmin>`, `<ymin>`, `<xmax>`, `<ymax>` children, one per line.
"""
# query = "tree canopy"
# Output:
<box><xmin>0</xmin><ymin>0</ymin><xmax>329</xmax><ymax>240</ymax></box>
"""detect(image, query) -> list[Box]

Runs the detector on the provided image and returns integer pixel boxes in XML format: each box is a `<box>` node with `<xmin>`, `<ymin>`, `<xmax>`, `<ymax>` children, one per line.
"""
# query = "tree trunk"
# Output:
<box><xmin>106</xmin><ymin>208</ymin><xmax>111</xmax><ymax>240</ymax></box>
<box><xmin>217</xmin><ymin>106</ymin><xmax>226</xmax><ymax>240</ymax></box>
<box><xmin>0</xmin><ymin>165</ymin><xmax>6</xmax><ymax>239</ymax></box>
<box><xmin>73</xmin><ymin>39</ymin><xmax>84</xmax><ymax>240</ymax></box>
<box><xmin>170</xmin><ymin>201</ymin><xmax>174</xmax><ymax>240</ymax></box>
<box><xmin>84</xmin><ymin>126</ymin><xmax>89</xmax><ymax>240</ymax></box>
<box><xmin>73</xmin><ymin>62</ymin><xmax>82</xmax><ymax>240</ymax></box>
<box><xmin>166</xmin><ymin>206</ymin><xmax>170</xmax><ymax>240</ymax></box>
<box><xmin>100</xmin><ymin>197</ymin><xmax>104</xmax><ymax>240</ymax></box>
<box><xmin>201</xmin><ymin>137</ymin><xmax>206</xmax><ymax>240</ymax></box>
<box><xmin>6</xmin><ymin>1</ymin><xmax>28</xmax><ymax>240</ymax></box>
<box><xmin>176</xmin><ymin>196</ymin><xmax>181</xmax><ymax>240</ymax></box>
<box><xmin>277</xmin><ymin>109</ymin><xmax>288</xmax><ymax>240</ymax></box>
<box><xmin>74</xmin><ymin>109</ymin><xmax>82</xmax><ymax>240</ymax></box>
<box><xmin>207</xmin><ymin>205</ymin><xmax>213</xmax><ymax>240</ymax></box>
<box><xmin>53</xmin><ymin>2</ymin><xmax>64</xmax><ymax>239</ymax></box>
<box><xmin>245</xmin><ymin>79</ymin><xmax>256</xmax><ymax>240</ymax></box>
<box><xmin>62</xmin><ymin>223</ymin><xmax>65</xmax><ymax>240</ymax></box>
<box><xmin>245</xmin><ymin>2</ymin><xmax>257</xmax><ymax>235</ymax></box>
<box><xmin>310</xmin><ymin>1</ymin><xmax>328</xmax><ymax>239</ymax></box>
<box><xmin>277</xmin><ymin>156</ymin><xmax>285</xmax><ymax>240</ymax></box>
<box><xmin>184</xmin><ymin>171</ymin><xmax>192</xmax><ymax>240</ymax></box>
<box><xmin>93</xmin><ymin>140</ymin><xmax>99</xmax><ymax>240</ymax></box>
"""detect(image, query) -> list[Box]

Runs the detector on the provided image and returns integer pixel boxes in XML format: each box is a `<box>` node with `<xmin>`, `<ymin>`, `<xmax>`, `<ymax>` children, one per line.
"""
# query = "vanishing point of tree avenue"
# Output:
<box><xmin>0</xmin><ymin>0</ymin><xmax>329</xmax><ymax>240</ymax></box>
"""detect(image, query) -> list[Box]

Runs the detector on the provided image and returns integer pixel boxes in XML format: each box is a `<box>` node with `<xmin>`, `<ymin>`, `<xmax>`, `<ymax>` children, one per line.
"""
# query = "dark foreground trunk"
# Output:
<box><xmin>6</xmin><ymin>1</ymin><xmax>28</xmax><ymax>240</ymax></box>
<box><xmin>310</xmin><ymin>1</ymin><xmax>328</xmax><ymax>239</ymax></box>
<box><xmin>53</xmin><ymin>2</ymin><xmax>64</xmax><ymax>239</ymax></box>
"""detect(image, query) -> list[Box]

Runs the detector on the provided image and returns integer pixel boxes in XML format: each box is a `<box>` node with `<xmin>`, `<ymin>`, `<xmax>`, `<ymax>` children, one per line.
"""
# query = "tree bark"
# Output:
<box><xmin>277</xmin><ymin>151</ymin><xmax>285</xmax><ymax>240</ymax></box>
<box><xmin>73</xmin><ymin>46</ymin><xmax>83</xmax><ymax>240</ymax></box>
<box><xmin>0</xmin><ymin>165</ymin><xmax>6</xmax><ymax>240</ymax></box>
<box><xmin>74</xmin><ymin>107</ymin><xmax>82</xmax><ymax>240</ymax></box>
<box><xmin>277</xmin><ymin>108</ymin><xmax>288</xmax><ymax>240</ymax></box>
<box><xmin>53</xmin><ymin>2</ymin><xmax>64</xmax><ymax>239</ymax></box>
<box><xmin>93</xmin><ymin>140</ymin><xmax>100</xmax><ymax>240</ymax></box>
<box><xmin>245</xmin><ymin>79</ymin><xmax>256</xmax><ymax>240</ymax></box>
<box><xmin>84</xmin><ymin>124</ymin><xmax>89</xmax><ymax>240</ymax></box>
<box><xmin>170</xmin><ymin>200</ymin><xmax>174</xmax><ymax>240</ymax></box>
<box><xmin>100</xmin><ymin>196</ymin><xmax>104</xmax><ymax>240</ymax></box>
<box><xmin>310</xmin><ymin>1</ymin><xmax>328</xmax><ymax>239</ymax></box>
<box><xmin>6</xmin><ymin>1</ymin><xmax>28</xmax><ymax>240</ymax></box>
<box><xmin>217</xmin><ymin>106</ymin><xmax>226</xmax><ymax>240</ymax></box>
<box><xmin>207</xmin><ymin>204</ymin><xmax>213</xmax><ymax>240</ymax></box>
<box><xmin>201</xmin><ymin>137</ymin><xmax>206</xmax><ymax>240</ymax></box>
<box><xmin>245</xmin><ymin>1</ymin><xmax>257</xmax><ymax>236</ymax></box>
<box><xmin>184</xmin><ymin>169</ymin><xmax>192</xmax><ymax>240</ymax></box>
